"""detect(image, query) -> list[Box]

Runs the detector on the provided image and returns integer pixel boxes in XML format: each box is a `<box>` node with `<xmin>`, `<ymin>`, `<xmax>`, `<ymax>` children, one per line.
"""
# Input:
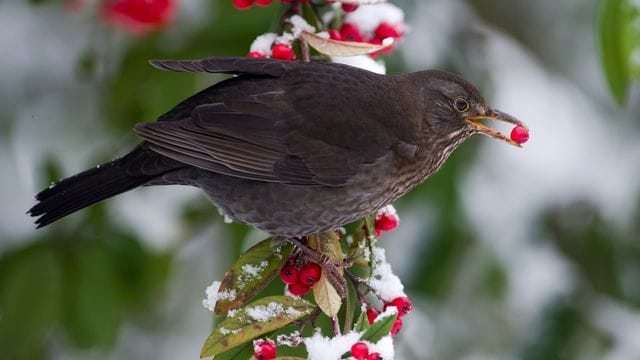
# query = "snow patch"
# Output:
<box><xmin>331</xmin><ymin>55</ymin><xmax>386</xmax><ymax>74</ymax></box>
<box><xmin>202</xmin><ymin>281</ymin><xmax>237</xmax><ymax>311</ymax></box>
<box><xmin>245</xmin><ymin>302</ymin><xmax>301</xmax><ymax>322</ymax></box>
<box><xmin>367</xmin><ymin>247</ymin><xmax>406</xmax><ymax>301</ymax></box>
<box><xmin>250</xmin><ymin>33</ymin><xmax>277</xmax><ymax>56</ymax></box>
<box><xmin>304</xmin><ymin>330</ymin><xmax>363</xmax><ymax>360</ymax></box>
<box><xmin>345</xmin><ymin>3</ymin><xmax>405</xmax><ymax>37</ymax></box>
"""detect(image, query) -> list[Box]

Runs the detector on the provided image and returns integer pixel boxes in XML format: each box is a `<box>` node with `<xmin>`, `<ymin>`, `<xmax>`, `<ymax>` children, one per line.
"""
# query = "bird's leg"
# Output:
<box><xmin>288</xmin><ymin>236</ymin><xmax>348</xmax><ymax>298</ymax></box>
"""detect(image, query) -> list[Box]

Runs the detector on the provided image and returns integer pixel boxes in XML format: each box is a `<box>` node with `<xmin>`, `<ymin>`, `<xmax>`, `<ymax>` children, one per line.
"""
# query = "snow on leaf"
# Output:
<box><xmin>300</xmin><ymin>31</ymin><xmax>393</xmax><ymax>56</ymax></box>
<box><xmin>366</xmin><ymin>246</ymin><xmax>406</xmax><ymax>301</ymax></box>
<box><xmin>201</xmin><ymin>296</ymin><xmax>314</xmax><ymax>358</ymax></box>
<box><xmin>214</xmin><ymin>238</ymin><xmax>294</xmax><ymax>315</ymax></box>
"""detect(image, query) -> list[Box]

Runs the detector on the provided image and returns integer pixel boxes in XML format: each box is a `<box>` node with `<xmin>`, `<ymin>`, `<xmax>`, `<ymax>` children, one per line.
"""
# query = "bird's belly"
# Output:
<box><xmin>194</xmin><ymin>169</ymin><xmax>394</xmax><ymax>237</ymax></box>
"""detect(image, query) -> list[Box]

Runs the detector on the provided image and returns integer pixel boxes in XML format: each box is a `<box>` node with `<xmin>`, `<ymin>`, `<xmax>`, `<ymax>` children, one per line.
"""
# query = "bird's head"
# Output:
<box><xmin>411</xmin><ymin>70</ymin><xmax>528</xmax><ymax>147</ymax></box>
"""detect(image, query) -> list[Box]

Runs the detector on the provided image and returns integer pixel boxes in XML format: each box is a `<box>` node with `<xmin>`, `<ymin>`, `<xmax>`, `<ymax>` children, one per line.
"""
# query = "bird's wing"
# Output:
<box><xmin>134</xmin><ymin>91</ymin><xmax>382</xmax><ymax>187</ymax></box>
<box><xmin>149</xmin><ymin>57</ymin><xmax>294</xmax><ymax>77</ymax></box>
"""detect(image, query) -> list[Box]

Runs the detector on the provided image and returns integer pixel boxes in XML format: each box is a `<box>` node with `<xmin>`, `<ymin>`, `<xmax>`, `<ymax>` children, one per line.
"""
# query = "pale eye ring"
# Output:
<box><xmin>453</xmin><ymin>97</ymin><xmax>470</xmax><ymax>112</ymax></box>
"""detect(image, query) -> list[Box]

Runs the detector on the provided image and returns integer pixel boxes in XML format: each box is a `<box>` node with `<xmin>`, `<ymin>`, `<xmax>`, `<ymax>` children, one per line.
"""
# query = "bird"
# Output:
<box><xmin>28</xmin><ymin>57</ymin><xmax>527</xmax><ymax>236</ymax></box>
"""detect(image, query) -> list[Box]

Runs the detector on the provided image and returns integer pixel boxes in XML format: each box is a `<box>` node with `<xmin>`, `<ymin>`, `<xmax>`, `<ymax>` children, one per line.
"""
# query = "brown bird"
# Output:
<box><xmin>28</xmin><ymin>57</ymin><xmax>526</xmax><ymax>236</ymax></box>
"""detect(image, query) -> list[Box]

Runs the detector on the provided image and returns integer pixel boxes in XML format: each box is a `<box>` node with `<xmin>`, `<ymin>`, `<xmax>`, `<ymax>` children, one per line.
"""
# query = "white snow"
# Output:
<box><xmin>201</xmin><ymin>280</ymin><xmax>236</xmax><ymax>311</ymax></box>
<box><xmin>368</xmin><ymin>335</ymin><xmax>395</xmax><ymax>360</ymax></box>
<box><xmin>245</xmin><ymin>302</ymin><xmax>301</xmax><ymax>322</ymax></box>
<box><xmin>289</xmin><ymin>14</ymin><xmax>315</xmax><ymax>37</ymax></box>
<box><xmin>304</xmin><ymin>330</ymin><xmax>363</xmax><ymax>360</ymax></box>
<box><xmin>249</xmin><ymin>32</ymin><xmax>277</xmax><ymax>56</ymax></box>
<box><xmin>366</xmin><ymin>246</ymin><xmax>406</xmax><ymax>301</ymax></box>
<box><xmin>331</xmin><ymin>55</ymin><xmax>386</xmax><ymax>74</ymax></box>
<box><xmin>275</xmin><ymin>32</ymin><xmax>295</xmax><ymax>46</ymax></box>
<box><xmin>345</xmin><ymin>3</ymin><xmax>405</xmax><ymax>37</ymax></box>
<box><xmin>237</xmin><ymin>260</ymin><xmax>269</xmax><ymax>289</ymax></box>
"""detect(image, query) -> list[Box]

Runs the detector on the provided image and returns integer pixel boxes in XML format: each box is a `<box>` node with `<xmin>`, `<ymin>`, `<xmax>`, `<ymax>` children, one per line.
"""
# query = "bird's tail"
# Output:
<box><xmin>28</xmin><ymin>158</ymin><xmax>150</xmax><ymax>228</ymax></box>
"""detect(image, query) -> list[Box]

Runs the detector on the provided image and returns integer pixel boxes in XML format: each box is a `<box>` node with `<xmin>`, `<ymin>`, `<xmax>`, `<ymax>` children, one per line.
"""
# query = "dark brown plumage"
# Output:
<box><xmin>28</xmin><ymin>57</ymin><xmax>525</xmax><ymax>235</ymax></box>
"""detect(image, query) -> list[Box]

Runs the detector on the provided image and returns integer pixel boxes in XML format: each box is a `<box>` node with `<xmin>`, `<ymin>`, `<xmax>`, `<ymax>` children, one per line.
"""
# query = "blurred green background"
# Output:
<box><xmin>1</xmin><ymin>0</ymin><xmax>639</xmax><ymax>359</ymax></box>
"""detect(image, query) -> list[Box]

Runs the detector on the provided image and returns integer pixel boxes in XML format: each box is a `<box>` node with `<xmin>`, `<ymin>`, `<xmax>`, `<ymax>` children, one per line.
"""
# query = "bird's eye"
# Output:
<box><xmin>453</xmin><ymin>98</ymin><xmax>470</xmax><ymax>112</ymax></box>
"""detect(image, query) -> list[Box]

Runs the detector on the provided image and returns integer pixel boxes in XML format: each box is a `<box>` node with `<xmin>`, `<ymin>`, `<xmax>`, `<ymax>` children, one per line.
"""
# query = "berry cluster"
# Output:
<box><xmin>374</xmin><ymin>205</ymin><xmax>400</xmax><ymax>237</ymax></box>
<box><xmin>280</xmin><ymin>260</ymin><xmax>322</xmax><ymax>296</ymax></box>
<box><xmin>248</xmin><ymin>43</ymin><xmax>295</xmax><ymax>61</ymax></box>
<box><xmin>329</xmin><ymin>21</ymin><xmax>404</xmax><ymax>58</ymax></box>
<box><xmin>102</xmin><ymin>0</ymin><xmax>176</xmax><ymax>35</ymax></box>
<box><xmin>366</xmin><ymin>296</ymin><xmax>412</xmax><ymax>336</ymax></box>
<box><xmin>350</xmin><ymin>341</ymin><xmax>381</xmax><ymax>360</ymax></box>
<box><xmin>253</xmin><ymin>339</ymin><xmax>277</xmax><ymax>360</ymax></box>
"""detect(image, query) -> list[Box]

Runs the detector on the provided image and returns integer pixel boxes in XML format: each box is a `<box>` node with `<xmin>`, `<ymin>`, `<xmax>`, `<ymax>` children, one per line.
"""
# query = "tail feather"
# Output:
<box><xmin>28</xmin><ymin>159</ymin><xmax>150</xmax><ymax>228</ymax></box>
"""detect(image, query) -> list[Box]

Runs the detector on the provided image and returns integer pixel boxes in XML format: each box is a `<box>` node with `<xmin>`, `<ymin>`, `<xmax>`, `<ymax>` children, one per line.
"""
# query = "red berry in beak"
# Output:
<box><xmin>510</xmin><ymin>125</ymin><xmax>529</xmax><ymax>144</ymax></box>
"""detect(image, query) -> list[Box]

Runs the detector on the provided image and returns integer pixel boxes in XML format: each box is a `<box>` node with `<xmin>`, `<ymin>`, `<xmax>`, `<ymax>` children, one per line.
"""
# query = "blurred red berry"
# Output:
<box><xmin>510</xmin><ymin>125</ymin><xmax>529</xmax><ymax>144</ymax></box>
<box><xmin>374</xmin><ymin>212</ymin><xmax>399</xmax><ymax>236</ymax></box>
<box><xmin>254</xmin><ymin>340</ymin><xmax>277</xmax><ymax>360</ymax></box>
<box><xmin>366</xmin><ymin>308</ymin><xmax>380</xmax><ymax>324</ymax></box>
<box><xmin>390</xmin><ymin>317</ymin><xmax>403</xmax><ymax>336</ymax></box>
<box><xmin>233</xmin><ymin>0</ymin><xmax>254</xmax><ymax>10</ymax></box>
<box><xmin>247</xmin><ymin>51</ymin><xmax>267</xmax><ymax>58</ymax></box>
<box><xmin>298</xmin><ymin>262</ymin><xmax>322</xmax><ymax>285</ymax></box>
<box><xmin>342</xmin><ymin>3</ymin><xmax>359</xmax><ymax>12</ymax></box>
<box><xmin>384</xmin><ymin>296</ymin><xmax>413</xmax><ymax>317</ymax></box>
<box><xmin>279</xmin><ymin>263</ymin><xmax>299</xmax><ymax>284</ymax></box>
<box><xmin>375</xmin><ymin>22</ymin><xmax>402</xmax><ymax>40</ymax></box>
<box><xmin>254</xmin><ymin>0</ymin><xmax>273</xmax><ymax>5</ymax></box>
<box><xmin>351</xmin><ymin>342</ymin><xmax>369</xmax><ymax>360</ymax></box>
<box><xmin>287</xmin><ymin>282</ymin><xmax>311</xmax><ymax>296</ymax></box>
<box><xmin>339</xmin><ymin>23</ymin><xmax>364</xmax><ymax>42</ymax></box>
<box><xmin>328</xmin><ymin>29</ymin><xmax>342</xmax><ymax>41</ymax></box>
<box><xmin>103</xmin><ymin>0</ymin><xmax>176</xmax><ymax>35</ymax></box>
<box><xmin>271</xmin><ymin>43</ymin><xmax>295</xmax><ymax>61</ymax></box>
<box><xmin>367</xmin><ymin>353</ymin><xmax>382</xmax><ymax>360</ymax></box>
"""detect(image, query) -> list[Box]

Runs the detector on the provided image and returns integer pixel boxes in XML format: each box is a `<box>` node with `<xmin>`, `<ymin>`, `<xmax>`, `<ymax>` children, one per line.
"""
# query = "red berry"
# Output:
<box><xmin>328</xmin><ymin>29</ymin><xmax>342</xmax><ymax>41</ymax></box>
<box><xmin>254</xmin><ymin>340</ymin><xmax>277</xmax><ymax>360</ymax></box>
<box><xmin>342</xmin><ymin>3</ymin><xmax>359</xmax><ymax>12</ymax></box>
<box><xmin>367</xmin><ymin>353</ymin><xmax>382</xmax><ymax>360</ymax></box>
<box><xmin>350</xmin><ymin>342</ymin><xmax>369</xmax><ymax>360</ymax></box>
<box><xmin>254</xmin><ymin>0</ymin><xmax>272</xmax><ymax>5</ymax></box>
<box><xmin>298</xmin><ymin>262</ymin><xmax>322</xmax><ymax>285</ymax></box>
<box><xmin>510</xmin><ymin>125</ymin><xmax>529</xmax><ymax>144</ymax></box>
<box><xmin>366</xmin><ymin>308</ymin><xmax>380</xmax><ymax>325</ymax></box>
<box><xmin>287</xmin><ymin>282</ymin><xmax>311</xmax><ymax>296</ymax></box>
<box><xmin>339</xmin><ymin>23</ymin><xmax>364</xmax><ymax>42</ymax></box>
<box><xmin>390</xmin><ymin>317</ymin><xmax>403</xmax><ymax>336</ymax></box>
<box><xmin>271</xmin><ymin>43</ymin><xmax>295</xmax><ymax>61</ymax></box>
<box><xmin>233</xmin><ymin>0</ymin><xmax>254</xmax><ymax>10</ymax></box>
<box><xmin>375</xmin><ymin>22</ymin><xmax>401</xmax><ymax>40</ymax></box>
<box><xmin>102</xmin><ymin>0</ymin><xmax>176</xmax><ymax>35</ymax></box>
<box><xmin>247</xmin><ymin>51</ymin><xmax>267</xmax><ymax>58</ymax></box>
<box><xmin>374</xmin><ymin>213</ymin><xmax>399</xmax><ymax>236</ymax></box>
<box><xmin>279</xmin><ymin>263</ymin><xmax>299</xmax><ymax>284</ymax></box>
<box><xmin>385</xmin><ymin>296</ymin><xmax>413</xmax><ymax>317</ymax></box>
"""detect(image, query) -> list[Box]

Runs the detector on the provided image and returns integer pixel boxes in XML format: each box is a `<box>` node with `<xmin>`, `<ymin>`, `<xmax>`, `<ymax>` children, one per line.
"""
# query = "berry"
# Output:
<box><xmin>287</xmin><ymin>282</ymin><xmax>310</xmax><ymax>296</ymax></box>
<box><xmin>366</xmin><ymin>308</ymin><xmax>380</xmax><ymax>325</ymax></box>
<box><xmin>374</xmin><ymin>22</ymin><xmax>401</xmax><ymax>40</ymax></box>
<box><xmin>254</xmin><ymin>0</ymin><xmax>272</xmax><ymax>5</ymax></box>
<box><xmin>510</xmin><ymin>125</ymin><xmax>529</xmax><ymax>144</ymax></box>
<box><xmin>385</xmin><ymin>296</ymin><xmax>413</xmax><ymax>317</ymax></box>
<box><xmin>279</xmin><ymin>263</ymin><xmax>299</xmax><ymax>284</ymax></box>
<box><xmin>350</xmin><ymin>342</ymin><xmax>369</xmax><ymax>360</ymax></box>
<box><xmin>390</xmin><ymin>317</ymin><xmax>403</xmax><ymax>336</ymax></box>
<box><xmin>102</xmin><ymin>0</ymin><xmax>176</xmax><ymax>35</ymax></box>
<box><xmin>254</xmin><ymin>340</ymin><xmax>277</xmax><ymax>360</ymax></box>
<box><xmin>271</xmin><ymin>43</ymin><xmax>295</xmax><ymax>61</ymax></box>
<box><xmin>328</xmin><ymin>29</ymin><xmax>342</xmax><ymax>41</ymax></box>
<box><xmin>247</xmin><ymin>51</ymin><xmax>267</xmax><ymax>58</ymax></box>
<box><xmin>374</xmin><ymin>212</ymin><xmax>399</xmax><ymax>237</ymax></box>
<box><xmin>298</xmin><ymin>262</ymin><xmax>322</xmax><ymax>285</ymax></box>
<box><xmin>341</xmin><ymin>3</ymin><xmax>359</xmax><ymax>12</ymax></box>
<box><xmin>367</xmin><ymin>353</ymin><xmax>382</xmax><ymax>360</ymax></box>
<box><xmin>339</xmin><ymin>23</ymin><xmax>364</xmax><ymax>42</ymax></box>
<box><xmin>233</xmin><ymin>0</ymin><xmax>254</xmax><ymax>10</ymax></box>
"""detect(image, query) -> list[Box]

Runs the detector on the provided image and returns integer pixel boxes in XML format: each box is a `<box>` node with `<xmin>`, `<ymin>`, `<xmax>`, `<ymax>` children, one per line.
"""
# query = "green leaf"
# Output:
<box><xmin>360</xmin><ymin>312</ymin><xmax>397</xmax><ymax>343</ymax></box>
<box><xmin>214</xmin><ymin>341</ymin><xmax>254</xmax><ymax>360</ymax></box>
<box><xmin>353</xmin><ymin>312</ymin><xmax>370</xmax><ymax>332</ymax></box>
<box><xmin>201</xmin><ymin>296</ymin><xmax>315</xmax><ymax>357</ymax></box>
<box><xmin>599</xmin><ymin>0</ymin><xmax>640</xmax><ymax>104</ymax></box>
<box><xmin>215</xmin><ymin>238</ymin><xmax>294</xmax><ymax>315</ymax></box>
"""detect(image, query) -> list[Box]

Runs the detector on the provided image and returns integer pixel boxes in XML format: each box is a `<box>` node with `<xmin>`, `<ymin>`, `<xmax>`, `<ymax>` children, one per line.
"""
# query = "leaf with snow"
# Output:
<box><xmin>215</xmin><ymin>238</ymin><xmax>294</xmax><ymax>315</ymax></box>
<box><xmin>201</xmin><ymin>296</ymin><xmax>314</xmax><ymax>357</ymax></box>
<box><xmin>300</xmin><ymin>31</ymin><xmax>393</xmax><ymax>56</ymax></box>
<box><xmin>313</xmin><ymin>272</ymin><xmax>342</xmax><ymax>317</ymax></box>
<box><xmin>360</xmin><ymin>311</ymin><xmax>397</xmax><ymax>343</ymax></box>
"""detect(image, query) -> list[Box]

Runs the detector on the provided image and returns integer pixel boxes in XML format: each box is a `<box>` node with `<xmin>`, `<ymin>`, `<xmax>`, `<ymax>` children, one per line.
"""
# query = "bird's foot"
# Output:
<box><xmin>288</xmin><ymin>236</ymin><xmax>348</xmax><ymax>298</ymax></box>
